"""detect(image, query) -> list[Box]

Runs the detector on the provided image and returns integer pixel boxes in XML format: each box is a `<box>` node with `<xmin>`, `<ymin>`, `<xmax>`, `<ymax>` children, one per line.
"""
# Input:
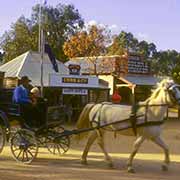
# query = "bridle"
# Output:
<box><xmin>131</xmin><ymin>82</ymin><xmax>180</xmax><ymax>123</ymax></box>
<box><xmin>167</xmin><ymin>84</ymin><xmax>180</xmax><ymax>105</ymax></box>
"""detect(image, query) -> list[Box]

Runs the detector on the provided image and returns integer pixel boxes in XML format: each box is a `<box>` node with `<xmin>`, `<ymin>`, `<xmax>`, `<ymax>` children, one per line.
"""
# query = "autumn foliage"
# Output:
<box><xmin>63</xmin><ymin>25</ymin><xmax>108</xmax><ymax>58</ymax></box>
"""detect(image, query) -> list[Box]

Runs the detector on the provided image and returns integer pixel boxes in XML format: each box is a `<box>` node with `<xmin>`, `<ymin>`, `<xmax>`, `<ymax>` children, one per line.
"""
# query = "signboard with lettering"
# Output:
<box><xmin>62</xmin><ymin>77</ymin><xmax>88</xmax><ymax>84</ymax></box>
<box><xmin>49</xmin><ymin>74</ymin><xmax>99</xmax><ymax>88</ymax></box>
<box><xmin>68</xmin><ymin>64</ymin><xmax>81</xmax><ymax>75</ymax></box>
<box><xmin>128</xmin><ymin>55</ymin><xmax>150</xmax><ymax>74</ymax></box>
<box><xmin>62</xmin><ymin>88</ymin><xmax>88</xmax><ymax>95</ymax></box>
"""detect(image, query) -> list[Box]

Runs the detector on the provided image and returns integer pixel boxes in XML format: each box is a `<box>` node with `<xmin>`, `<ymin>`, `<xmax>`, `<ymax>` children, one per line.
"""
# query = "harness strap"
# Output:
<box><xmin>91</xmin><ymin>103</ymin><xmax>104</xmax><ymax>128</ymax></box>
<box><xmin>130</xmin><ymin>104</ymin><xmax>139</xmax><ymax>136</ymax></box>
<box><xmin>130</xmin><ymin>99</ymin><xmax>169</xmax><ymax>136</ymax></box>
<box><xmin>91</xmin><ymin>101</ymin><xmax>169</xmax><ymax>135</ymax></box>
<box><xmin>91</xmin><ymin>102</ymin><xmax>113</xmax><ymax>128</ymax></box>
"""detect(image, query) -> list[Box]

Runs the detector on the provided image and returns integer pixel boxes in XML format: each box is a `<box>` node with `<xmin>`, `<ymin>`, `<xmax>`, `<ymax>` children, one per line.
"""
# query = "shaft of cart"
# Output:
<box><xmin>53</xmin><ymin>114</ymin><xmax>144</xmax><ymax>140</ymax></box>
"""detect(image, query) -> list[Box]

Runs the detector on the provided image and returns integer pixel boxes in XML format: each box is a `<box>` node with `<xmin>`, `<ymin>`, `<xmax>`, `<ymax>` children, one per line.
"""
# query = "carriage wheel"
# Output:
<box><xmin>46</xmin><ymin>135</ymin><xmax>70</xmax><ymax>155</ymax></box>
<box><xmin>0</xmin><ymin>126</ymin><xmax>5</xmax><ymax>153</ymax></box>
<box><xmin>10</xmin><ymin>129</ymin><xmax>38</xmax><ymax>164</ymax></box>
<box><xmin>46</xmin><ymin>126</ymin><xmax>70</xmax><ymax>155</ymax></box>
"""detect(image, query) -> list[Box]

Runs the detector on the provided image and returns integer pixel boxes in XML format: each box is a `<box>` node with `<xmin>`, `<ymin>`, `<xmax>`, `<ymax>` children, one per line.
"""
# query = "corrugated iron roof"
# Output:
<box><xmin>0</xmin><ymin>51</ymin><xmax>68</xmax><ymax>86</ymax></box>
<box><xmin>0</xmin><ymin>52</ymin><xmax>28</xmax><ymax>77</ymax></box>
<box><xmin>120</xmin><ymin>75</ymin><xmax>159</xmax><ymax>86</ymax></box>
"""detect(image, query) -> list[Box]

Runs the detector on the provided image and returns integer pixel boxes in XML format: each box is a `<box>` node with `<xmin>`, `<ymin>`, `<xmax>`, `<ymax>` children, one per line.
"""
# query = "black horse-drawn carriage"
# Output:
<box><xmin>0</xmin><ymin>88</ymin><xmax>70</xmax><ymax>164</ymax></box>
<box><xmin>0</xmin><ymin>86</ymin><xmax>168</xmax><ymax>165</ymax></box>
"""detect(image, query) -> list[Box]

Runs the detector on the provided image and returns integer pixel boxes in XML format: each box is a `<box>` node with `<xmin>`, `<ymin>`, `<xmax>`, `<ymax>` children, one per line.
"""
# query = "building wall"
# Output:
<box><xmin>89</xmin><ymin>89</ymin><xmax>109</xmax><ymax>103</ymax></box>
<box><xmin>98</xmin><ymin>75</ymin><xmax>114</xmax><ymax>95</ymax></box>
<box><xmin>68</xmin><ymin>53</ymin><xmax>152</xmax><ymax>77</ymax></box>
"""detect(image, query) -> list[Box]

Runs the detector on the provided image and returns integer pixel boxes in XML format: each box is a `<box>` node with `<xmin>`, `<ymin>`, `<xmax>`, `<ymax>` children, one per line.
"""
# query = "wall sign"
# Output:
<box><xmin>62</xmin><ymin>88</ymin><xmax>88</xmax><ymax>95</ymax></box>
<box><xmin>68</xmin><ymin>64</ymin><xmax>81</xmax><ymax>75</ymax></box>
<box><xmin>49</xmin><ymin>74</ymin><xmax>99</xmax><ymax>88</ymax></box>
<box><xmin>128</xmin><ymin>55</ymin><xmax>150</xmax><ymax>74</ymax></box>
<box><xmin>62</xmin><ymin>77</ymin><xmax>88</xmax><ymax>84</ymax></box>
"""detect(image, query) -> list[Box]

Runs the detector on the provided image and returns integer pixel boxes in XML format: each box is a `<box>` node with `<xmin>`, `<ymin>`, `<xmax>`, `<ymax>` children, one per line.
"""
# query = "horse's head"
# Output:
<box><xmin>158</xmin><ymin>79</ymin><xmax>180</xmax><ymax>105</ymax></box>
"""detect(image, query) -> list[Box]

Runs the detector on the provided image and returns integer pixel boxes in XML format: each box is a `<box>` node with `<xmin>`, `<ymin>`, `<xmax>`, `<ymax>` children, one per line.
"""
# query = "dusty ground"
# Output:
<box><xmin>0</xmin><ymin>119</ymin><xmax>180</xmax><ymax>180</ymax></box>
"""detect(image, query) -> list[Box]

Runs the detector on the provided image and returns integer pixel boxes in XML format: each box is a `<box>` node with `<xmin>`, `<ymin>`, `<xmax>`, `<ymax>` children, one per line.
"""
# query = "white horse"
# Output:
<box><xmin>76</xmin><ymin>79</ymin><xmax>180</xmax><ymax>173</ymax></box>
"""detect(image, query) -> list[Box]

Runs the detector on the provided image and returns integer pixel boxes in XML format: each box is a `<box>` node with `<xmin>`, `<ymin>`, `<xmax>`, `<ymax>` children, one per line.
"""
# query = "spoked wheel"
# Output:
<box><xmin>10</xmin><ymin>129</ymin><xmax>38</xmax><ymax>164</ymax></box>
<box><xmin>46</xmin><ymin>126</ymin><xmax>70</xmax><ymax>155</ymax></box>
<box><xmin>0</xmin><ymin>126</ymin><xmax>5</xmax><ymax>153</ymax></box>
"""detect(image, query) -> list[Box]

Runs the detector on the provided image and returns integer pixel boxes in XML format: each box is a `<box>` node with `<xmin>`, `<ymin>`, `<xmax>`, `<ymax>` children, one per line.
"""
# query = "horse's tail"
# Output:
<box><xmin>76</xmin><ymin>103</ymin><xmax>95</xmax><ymax>140</ymax></box>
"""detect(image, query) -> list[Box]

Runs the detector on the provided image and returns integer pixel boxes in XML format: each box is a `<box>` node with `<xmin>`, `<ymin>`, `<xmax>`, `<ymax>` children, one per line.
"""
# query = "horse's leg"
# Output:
<box><xmin>96</xmin><ymin>130</ymin><xmax>113</xmax><ymax>167</ymax></box>
<box><xmin>127</xmin><ymin>136</ymin><xmax>145</xmax><ymax>173</ymax></box>
<box><xmin>81</xmin><ymin>131</ymin><xmax>97</xmax><ymax>165</ymax></box>
<box><xmin>151</xmin><ymin>136</ymin><xmax>170</xmax><ymax>171</ymax></box>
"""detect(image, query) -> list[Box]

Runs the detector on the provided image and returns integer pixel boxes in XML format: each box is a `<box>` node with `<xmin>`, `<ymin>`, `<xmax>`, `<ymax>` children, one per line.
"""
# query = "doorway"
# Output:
<box><xmin>63</xmin><ymin>95</ymin><xmax>88</xmax><ymax>121</ymax></box>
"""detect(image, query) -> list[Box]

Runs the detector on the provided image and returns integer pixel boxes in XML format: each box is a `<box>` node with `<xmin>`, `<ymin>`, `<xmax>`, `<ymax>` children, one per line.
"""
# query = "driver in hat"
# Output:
<box><xmin>13</xmin><ymin>76</ymin><xmax>32</xmax><ymax>104</ymax></box>
<box><xmin>12</xmin><ymin>76</ymin><xmax>33</xmax><ymax>127</ymax></box>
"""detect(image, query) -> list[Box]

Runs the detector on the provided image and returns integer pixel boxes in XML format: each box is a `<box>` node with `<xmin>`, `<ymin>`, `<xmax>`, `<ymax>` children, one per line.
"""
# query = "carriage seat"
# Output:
<box><xmin>0</xmin><ymin>103</ymin><xmax>21</xmax><ymax>116</ymax></box>
<box><xmin>7</xmin><ymin>103</ymin><xmax>21</xmax><ymax>116</ymax></box>
<box><xmin>0</xmin><ymin>102</ymin><xmax>22</xmax><ymax>127</ymax></box>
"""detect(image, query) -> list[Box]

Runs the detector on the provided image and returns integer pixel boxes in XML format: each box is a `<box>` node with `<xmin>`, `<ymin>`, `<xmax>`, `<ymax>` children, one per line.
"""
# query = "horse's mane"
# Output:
<box><xmin>143</xmin><ymin>78</ymin><xmax>173</xmax><ymax>103</ymax></box>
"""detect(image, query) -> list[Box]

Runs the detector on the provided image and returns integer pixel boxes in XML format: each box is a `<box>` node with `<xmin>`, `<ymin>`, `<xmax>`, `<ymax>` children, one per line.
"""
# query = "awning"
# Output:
<box><xmin>118</xmin><ymin>75</ymin><xmax>159</xmax><ymax>86</ymax></box>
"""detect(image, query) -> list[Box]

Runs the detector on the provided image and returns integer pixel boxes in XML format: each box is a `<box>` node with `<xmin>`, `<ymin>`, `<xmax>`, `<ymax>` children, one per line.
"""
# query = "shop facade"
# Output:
<box><xmin>67</xmin><ymin>53</ymin><xmax>159</xmax><ymax>104</ymax></box>
<box><xmin>48</xmin><ymin>73</ymin><xmax>109</xmax><ymax>120</ymax></box>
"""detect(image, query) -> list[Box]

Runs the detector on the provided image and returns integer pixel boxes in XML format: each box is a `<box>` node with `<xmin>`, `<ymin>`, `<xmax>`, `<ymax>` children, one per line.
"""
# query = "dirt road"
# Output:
<box><xmin>0</xmin><ymin>120</ymin><xmax>180</xmax><ymax>180</ymax></box>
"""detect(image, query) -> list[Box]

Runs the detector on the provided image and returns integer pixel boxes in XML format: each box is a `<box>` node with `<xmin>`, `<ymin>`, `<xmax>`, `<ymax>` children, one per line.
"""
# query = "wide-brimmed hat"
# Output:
<box><xmin>20</xmin><ymin>76</ymin><xmax>31</xmax><ymax>82</ymax></box>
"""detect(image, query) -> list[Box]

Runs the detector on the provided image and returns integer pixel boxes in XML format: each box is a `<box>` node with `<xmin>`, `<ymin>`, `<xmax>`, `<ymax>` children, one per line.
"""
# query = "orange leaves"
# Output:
<box><xmin>63</xmin><ymin>25</ymin><xmax>107</xmax><ymax>59</ymax></box>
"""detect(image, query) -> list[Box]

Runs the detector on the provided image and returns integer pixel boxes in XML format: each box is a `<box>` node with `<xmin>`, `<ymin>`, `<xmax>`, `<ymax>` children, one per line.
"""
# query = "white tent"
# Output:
<box><xmin>0</xmin><ymin>51</ymin><xmax>68</xmax><ymax>86</ymax></box>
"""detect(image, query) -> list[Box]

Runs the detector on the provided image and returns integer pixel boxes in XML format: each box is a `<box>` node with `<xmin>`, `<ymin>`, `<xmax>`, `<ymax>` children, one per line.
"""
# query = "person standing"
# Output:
<box><xmin>112</xmin><ymin>90</ymin><xmax>122</xmax><ymax>104</ymax></box>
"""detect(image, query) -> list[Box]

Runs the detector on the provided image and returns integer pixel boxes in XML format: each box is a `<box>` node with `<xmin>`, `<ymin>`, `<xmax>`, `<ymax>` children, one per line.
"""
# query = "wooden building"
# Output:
<box><xmin>66</xmin><ymin>53</ymin><xmax>159</xmax><ymax>104</ymax></box>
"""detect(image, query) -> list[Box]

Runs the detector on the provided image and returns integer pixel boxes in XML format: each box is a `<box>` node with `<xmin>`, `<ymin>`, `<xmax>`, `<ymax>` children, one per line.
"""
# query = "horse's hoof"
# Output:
<box><xmin>161</xmin><ymin>164</ymin><xmax>168</xmax><ymax>171</ymax></box>
<box><xmin>127</xmin><ymin>167</ymin><xmax>135</xmax><ymax>173</ymax></box>
<box><xmin>81</xmin><ymin>160</ymin><xmax>88</xmax><ymax>165</ymax></box>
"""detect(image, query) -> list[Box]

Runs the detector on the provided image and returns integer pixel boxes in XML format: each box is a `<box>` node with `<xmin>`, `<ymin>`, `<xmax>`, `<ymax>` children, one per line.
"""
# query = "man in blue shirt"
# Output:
<box><xmin>13</xmin><ymin>76</ymin><xmax>33</xmax><ymax>127</ymax></box>
<box><xmin>13</xmin><ymin>76</ymin><xmax>32</xmax><ymax>104</ymax></box>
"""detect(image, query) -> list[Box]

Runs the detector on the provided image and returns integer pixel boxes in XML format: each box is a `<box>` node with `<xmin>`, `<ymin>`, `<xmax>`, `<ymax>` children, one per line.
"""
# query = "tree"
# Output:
<box><xmin>0</xmin><ymin>16</ymin><xmax>36</xmax><ymax>62</ymax></box>
<box><xmin>107</xmin><ymin>36</ymin><xmax>124</xmax><ymax>55</ymax></box>
<box><xmin>147</xmin><ymin>43</ymin><xmax>157</xmax><ymax>57</ymax></box>
<box><xmin>172</xmin><ymin>65</ymin><xmax>180</xmax><ymax>84</ymax></box>
<box><xmin>63</xmin><ymin>25</ymin><xmax>110</xmax><ymax>74</ymax></box>
<box><xmin>107</xmin><ymin>31</ymin><xmax>138</xmax><ymax>55</ymax></box>
<box><xmin>137</xmin><ymin>41</ymin><xmax>157</xmax><ymax>58</ymax></box>
<box><xmin>152</xmin><ymin>50</ymin><xmax>180</xmax><ymax>75</ymax></box>
<box><xmin>0</xmin><ymin>3</ymin><xmax>84</xmax><ymax>62</ymax></box>
<box><xmin>107</xmin><ymin>31</ymin><xmax>157</xmax><ymax>59</ymax></box>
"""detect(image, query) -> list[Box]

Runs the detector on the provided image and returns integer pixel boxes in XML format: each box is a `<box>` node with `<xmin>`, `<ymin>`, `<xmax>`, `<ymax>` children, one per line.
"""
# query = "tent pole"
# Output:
<box><xmin>38</xmin><ymin>1</ymin><xmax>42</xmax><ymax>53</ymax></box>
<box><xmin>39</xmin><ymin>0</ymin><xmax>44</xmax><ymax>97</ymax></box>
<box><xmin>40</xmin><ymin>29</ymin><xmax>44</xmax><ymax>97</ymax></box>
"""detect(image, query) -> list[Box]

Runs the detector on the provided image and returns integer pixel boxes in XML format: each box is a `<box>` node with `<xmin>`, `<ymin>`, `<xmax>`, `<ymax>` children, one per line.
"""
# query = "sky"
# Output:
<box><xmin>0</xmin><ymin>0</ymin><xmax>180</xmax><ymax>51</ymax></box>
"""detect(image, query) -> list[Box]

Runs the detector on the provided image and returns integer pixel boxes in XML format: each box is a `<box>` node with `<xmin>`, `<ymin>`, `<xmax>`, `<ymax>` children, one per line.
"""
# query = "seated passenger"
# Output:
<box><xmin>30</xmin><ymin>87</ymin><xmax>40</xmax><ymax>105</ymax></box>
<box><xmin>30</xmin><ymin>87</ymin><xmax>47</xmax><ymax>127</ymax></box>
